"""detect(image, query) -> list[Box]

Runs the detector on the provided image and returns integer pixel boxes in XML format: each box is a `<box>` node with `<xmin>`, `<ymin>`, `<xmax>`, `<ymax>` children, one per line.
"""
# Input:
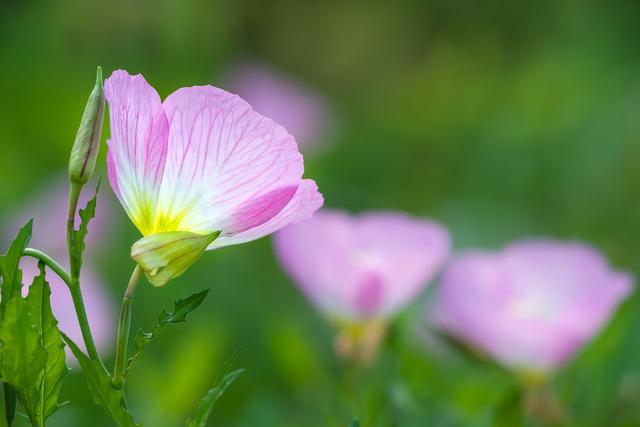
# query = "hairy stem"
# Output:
<box><xmin>112</xmin><ymin>265</ymin><xmax>143</xmax><ymax>389</ymax></box>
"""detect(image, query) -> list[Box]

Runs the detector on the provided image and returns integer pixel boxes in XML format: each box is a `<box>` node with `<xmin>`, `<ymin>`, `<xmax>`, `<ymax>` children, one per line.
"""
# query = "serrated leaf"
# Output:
<box><xmin>0</xmin><ymin>221</ymin><xmax>31</xmax><ymax>427</ymax></box>
<box><xmin>349</xmin><ymin>418</ymin><xmax>361</xmax><ymax>427</ymax></box>
<box><xmin>185</xmin><ymin>369</ymin><xmax>243</xmax><ymax>427</ymax></box>
<box><xmin>68</xmin><ymin>183</ymin><xmax>99</xmax><ymax>279</ymax></box>
<box><xmin>62</xmin><ymin>334</ymin><xmax>141</xmax><ymax>427</ymax></box>
<box><xmin>0</xmin><ymin>220</ymin><xmax>33</xmax><ymax>313</ymax></box>
<box><xmin>126</xmin><ymin>290</ymin><xmax>210</xmax><ymax>375</ymax></box>
<box><xmin>0</xmin><ymin>263</ymin><xmax>68</xmax><ymax>426</ymax></box>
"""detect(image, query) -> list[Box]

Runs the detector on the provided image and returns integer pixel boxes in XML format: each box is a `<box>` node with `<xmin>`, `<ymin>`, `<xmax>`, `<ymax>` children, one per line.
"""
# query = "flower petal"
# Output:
<box><xmin>153</xmin><ymin>85</ymin><xmax>305</xmax><ymax>236</ymax></box>
<box><xmin>210</xmin><ymin>179</ymin><xmax>323</xmax><ymax>248</ymax></box>
<box><xmin>274</xmin><ymin>210</ymin><xmax>450</xmax><ymax>321</ymax></box>
<box><xmin>432</xmin><ymin>240</ymin><xmax>634</xmax><ymax>372</ymax></box>
<box><xmin>104</xmin><ymin>70</ymin><xmax>169</xmax><ymax>234</ymax></box>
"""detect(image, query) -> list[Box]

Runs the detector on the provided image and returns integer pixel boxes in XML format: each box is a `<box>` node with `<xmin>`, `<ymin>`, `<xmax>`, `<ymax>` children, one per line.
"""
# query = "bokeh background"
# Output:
<box><xmin>2</xmin><ymin>0</ymin><xmax>640</xmax><ymax>426</ymax></box>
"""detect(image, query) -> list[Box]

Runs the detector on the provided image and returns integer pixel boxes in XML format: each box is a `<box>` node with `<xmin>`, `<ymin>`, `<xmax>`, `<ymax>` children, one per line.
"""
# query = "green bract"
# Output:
<box><xmin>131</xmin><ymin>231</ymin><xmax>220</xmax><ymax>287</ymax></box>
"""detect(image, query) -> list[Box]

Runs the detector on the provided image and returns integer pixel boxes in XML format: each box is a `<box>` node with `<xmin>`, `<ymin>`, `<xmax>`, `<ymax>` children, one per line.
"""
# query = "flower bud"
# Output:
<box><xmin>131</xmin><ymin>231</ymin><xmax>220</xmax><ymax>287</ymax></box>
<box><xmin>68</xmin><ymin>67</ymin><xmax>106</xmax><ymax>184</ymax></box>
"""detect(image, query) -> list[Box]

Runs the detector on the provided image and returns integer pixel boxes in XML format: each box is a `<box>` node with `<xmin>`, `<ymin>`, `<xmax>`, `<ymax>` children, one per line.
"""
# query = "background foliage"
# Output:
<box><xmin>2</xmin><ymin>0</ymin><xmax>640</xmax><ymax>425</ymax></box>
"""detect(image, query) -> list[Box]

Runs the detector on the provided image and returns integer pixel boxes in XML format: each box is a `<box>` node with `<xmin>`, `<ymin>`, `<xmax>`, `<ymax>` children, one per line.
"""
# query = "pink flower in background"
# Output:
<box><xmin>226</xmin><ymin>62</ymin><xmax>332</xmax><ymax>154</ymax></box>
<box><xmin>104</xmin><ymin>70</ymin><xmax>323</xmax><ymax>248</ymax></box>
<box><xmin>274</xmin><ymin>210</ymin><xmax>451</xmax><ymax>322</ymax></box>
<box><xmin>432</xmin><ymin>240</ymin><xmax>633</xmax><ymax>373</ymax></box>
<box><xmin>3</xmin><ymin>178</ymin><xmax>116</xmax><ymax>360</ymax></box>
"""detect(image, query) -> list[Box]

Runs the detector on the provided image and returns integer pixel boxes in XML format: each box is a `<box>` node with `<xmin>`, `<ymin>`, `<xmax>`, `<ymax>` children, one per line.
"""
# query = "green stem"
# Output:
<box><xmin>68</xmin><ymin>282</ymin><xmax>102</xmax><ymax>364</ymax></box>
<box><xmin>112</xmin><ymin>266</ymin><xmax>142</xmax><ymax>389</ymax></box>
<box><xmin>65</xmin><ymin>181</ymin><xmax>103</xmax><ymax>367</ymax></box>
<box><xmin>23</xmin><ymin>248</ymin><xmax>71</xmax><ymax>287</ymax></box>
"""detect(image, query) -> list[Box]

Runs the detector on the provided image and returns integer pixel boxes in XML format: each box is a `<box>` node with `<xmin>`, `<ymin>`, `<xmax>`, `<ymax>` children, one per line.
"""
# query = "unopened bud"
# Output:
<box><xmin>68</xmin><ymin>66</ymin><xmax>105</xmax><ymax>184</ymax></box>
<box><xmin>131</xmin><ymin>231</ymin><xmax>220</xmax><ymax>287</ymax></box>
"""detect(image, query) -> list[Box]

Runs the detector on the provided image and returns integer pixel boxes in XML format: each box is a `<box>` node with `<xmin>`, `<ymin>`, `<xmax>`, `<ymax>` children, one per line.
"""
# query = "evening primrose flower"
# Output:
<box><xmin>226</xmin><ymin>61</ymin><xmax>332</xmax><ymax>154</ymax></box>
<box><xmin>104</xmin><ymin>70</ymin><xmax>323</xmax><ymax>286</ymax></box>
<box><xmin>431</xmin><ymin>240</ymin><xmax>633</xmax><ymax>374</ymax></box>
<box><xmin>274</xmin><ymin>210</ymin><xmax>450</xmax><ymax>362</ymax></box>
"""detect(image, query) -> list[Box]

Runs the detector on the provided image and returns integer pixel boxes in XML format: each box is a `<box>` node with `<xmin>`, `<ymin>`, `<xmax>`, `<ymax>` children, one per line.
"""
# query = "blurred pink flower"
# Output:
<box><xmin>104</xmin><ymin>70</ymin><xmax>323</xmax><ymax>248</ymax></box>
<box><xmin>432</xmin><ymin>240</ymin><xmax>633</xmax><ymax>373</ymax></box>
<box><xmin>226</xmin><ymin>62</ymin><xmax>332</xmax><ymax>154</ymax></box>
<box><xmin>274</xmin><ymin>210</ymin><xmax>451</xmax><ymax>322</ymax></box>
<box><xmin>3</xmin><ymin>177</ymin><xmax>116</xmax><ymax>362</ymax></box>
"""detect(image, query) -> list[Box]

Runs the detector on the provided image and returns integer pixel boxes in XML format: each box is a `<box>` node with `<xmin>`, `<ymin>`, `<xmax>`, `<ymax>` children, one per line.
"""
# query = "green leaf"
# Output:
<box><xmin>349</xmin><ymin>418</ymin><xmax>361</xmax><ymax>427</ymax></box>
<box><xmin>62</xmin><ymin>334</ymin><xmax>141</xmax><ymax>427</ymax></box>
<box><xmin>0</xmin><ymin>384</ymin><xmax>16</xmax><ymax>427</ymax></box>
<box><xmin>0</xmin><ymin>263</ymin><xmax>68</xmax><ymax>426</ymax></box>
<box><xmin>126</xmin><ymin>289</ymin><xmax>210</xmax><ymax>375</ymax></box>
<box><xmin>68</xmin><ymin>182</ymin><xmax>99</xmax><ymax>279</ymax></box>
<box><xmin>0</xmin><ymin>220</ymin><xmax>33</xmax><ymax>314</ymax></box>
<box><xmin>184</xmin><ymin>369</ymin><xmax>244</xmax><ymax>427</ymax></box>
<box><xmin>0</xmin><ymin>220</ymin><xmax>32</xmax><ymax>427</ymax></box>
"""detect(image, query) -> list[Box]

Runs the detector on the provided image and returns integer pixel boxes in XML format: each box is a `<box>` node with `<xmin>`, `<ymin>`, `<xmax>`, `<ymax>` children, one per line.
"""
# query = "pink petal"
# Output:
<box><xmin>226</xmin><ymin>61</ymin><xmax>332</xmax><ymax>153</ymax></box>
<box><xmin>274</xmin><ymin>210</ymin><xmax>450</xmax><ymax>321</ymax></box>
<box><xmin>155</xmin><ymin>85</ymin><xmax>306</xmax><ymax>236</ymax></box>
<box><xmin>211</xmin><ymin>179</ymin><xmax>323</xmax><ymax>248</ymax></box>
<box><xmin>104</xmin><ymin>70</ymin><xmax>169</xmax><ymax>234</ymax></box>
<box><xmin>431</xmin><ymin>239</ymin><xmax>634</xmax><ymax>372</ymax></box>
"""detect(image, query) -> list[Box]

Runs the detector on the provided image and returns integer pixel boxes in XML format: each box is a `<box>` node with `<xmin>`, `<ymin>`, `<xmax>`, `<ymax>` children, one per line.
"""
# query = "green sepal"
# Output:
<box><xmin>350</xmin><ymin>418</ymin><xmax>361</xmax><ymax>427</ymax></box>
<box><xmin>62</xmin><ymin>333</ymin><xmax>141</xmax><ymax>427</ymax></box>
<box><xmin>184</xmin><ymin>368</ymin><xmax>244</xmax><ymax>427</ymax></box>
<box><xmin>126</xmin><ymin>290</ymin><xmax>210</xmax><ymax>375</ymax></box>
<box><xmin>131</xmin><ymin>231</ymin><xmax>220</xmax><ymax>287</ymax></box>
<box><xmin>68</xmin><ymin>182</ymin><xmax>99</xmax><ymax>279</ymax></box>
<box><xmin>0</xmin><ymin>263</ymin><xmax>68</xmax><ymax>426</ymax></box>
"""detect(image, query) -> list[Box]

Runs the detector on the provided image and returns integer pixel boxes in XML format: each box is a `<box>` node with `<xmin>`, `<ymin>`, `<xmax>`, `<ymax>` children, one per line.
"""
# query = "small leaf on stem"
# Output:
<box><xmin>68</xmin><ymin>181</ymin><xmax>99</xmax><ymax>279</ymax></box>
<box><xmin>126</xmin><ymin>289</ymin><xmax>210</xmax><ymax>375</ymax></box>
<box><xmin>184</xmin><ymin>369</ymin><xmax>244</xmax><ymax>427</ymax></box>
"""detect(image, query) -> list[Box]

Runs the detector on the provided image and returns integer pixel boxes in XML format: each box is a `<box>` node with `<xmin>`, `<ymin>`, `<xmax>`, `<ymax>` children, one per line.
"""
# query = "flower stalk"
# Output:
<box><xmin>66</xmin><ymin>179</ymin><xmax>102</xmax><ymax>366</ymax></box>
<box><xmin>112</xmin><ymin>265</ymin><xmax>142</xmax><ymax>389</ymax></box>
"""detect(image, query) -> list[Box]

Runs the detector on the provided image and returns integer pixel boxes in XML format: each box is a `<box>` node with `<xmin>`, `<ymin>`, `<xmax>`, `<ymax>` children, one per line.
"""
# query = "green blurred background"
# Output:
<box><xmin>2</xmin><ymin>0</ymin><xmax>640</xmax><ymax>425</ymax></box>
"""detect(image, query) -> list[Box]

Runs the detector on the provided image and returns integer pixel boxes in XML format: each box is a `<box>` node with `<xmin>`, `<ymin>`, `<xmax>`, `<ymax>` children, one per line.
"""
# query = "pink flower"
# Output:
<box><xmin>274</xmin><ymin>210</ymin><xmax>451</xmax><ymax>322</ymax></box>
<box><xmin>104</xmin><ymin>70</ymin><xmax>323</xmax><ymax>248</ymax></box>
<box><xmin>432</xmin><ymin>240</ymin><xmax>633</xmax><ymax>373</ymax></box>
<box><xmin>225</xmin><ymin>62</ymin><xmax>332</xmax><ymax>154</ymax></box>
